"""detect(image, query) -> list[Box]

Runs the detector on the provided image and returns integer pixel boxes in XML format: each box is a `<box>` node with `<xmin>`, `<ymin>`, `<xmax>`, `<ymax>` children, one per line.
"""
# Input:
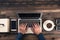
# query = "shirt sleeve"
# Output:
<box><xmin>38</xmin><ymin>33</ymin><xmax>46</xmax><ymax>40</ymax></box>
<box><xmin>16</xmin><ymin>33</ymin><xmax>23</xmax><ymax>40</ymax></box>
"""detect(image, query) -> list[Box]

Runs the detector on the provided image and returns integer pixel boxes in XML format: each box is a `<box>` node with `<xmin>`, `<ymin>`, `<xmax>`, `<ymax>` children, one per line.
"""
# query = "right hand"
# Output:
<box><xmin>31</xmin><ymin>23</ymin><xmax>42</xmax><ymax>35</ymax></box>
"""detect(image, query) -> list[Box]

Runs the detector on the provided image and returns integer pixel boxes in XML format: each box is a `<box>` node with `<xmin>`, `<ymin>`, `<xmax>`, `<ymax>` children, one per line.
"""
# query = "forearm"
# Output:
<box><xmin>38</xmin><ymin>33</ymin><xmax>46</xmax><ymax>40</ymax></box>
<box><xmin>16</xmin><ymin>33</ymin><xmax>23</xmax><ymax>40</ymax></box>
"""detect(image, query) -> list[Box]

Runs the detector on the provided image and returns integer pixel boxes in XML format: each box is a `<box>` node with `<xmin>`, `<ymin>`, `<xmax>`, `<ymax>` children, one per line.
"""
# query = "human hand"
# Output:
<box><xmin>18</xmin><ymin>23</ymin><xmax>27</xmax><ymax>34</ymax></box>
<box><xmin>31</xmin><ymin>23</ymin><xmax>42</xmax><ymax>35</ymax></box>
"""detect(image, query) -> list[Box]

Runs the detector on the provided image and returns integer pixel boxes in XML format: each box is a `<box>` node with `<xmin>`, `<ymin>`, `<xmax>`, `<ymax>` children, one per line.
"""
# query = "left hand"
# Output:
<box><xmin>18</xmin><ymin>23</ymin><xmax>27</xmax><ymax>34</ymax></box>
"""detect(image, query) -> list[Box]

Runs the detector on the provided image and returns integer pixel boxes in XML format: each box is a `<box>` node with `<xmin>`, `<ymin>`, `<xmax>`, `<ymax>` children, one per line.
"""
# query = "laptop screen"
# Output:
<box><xmin>17</xmin><ymin>13</ymin><xmax>41</xmax><ymax>19</ymax></box>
